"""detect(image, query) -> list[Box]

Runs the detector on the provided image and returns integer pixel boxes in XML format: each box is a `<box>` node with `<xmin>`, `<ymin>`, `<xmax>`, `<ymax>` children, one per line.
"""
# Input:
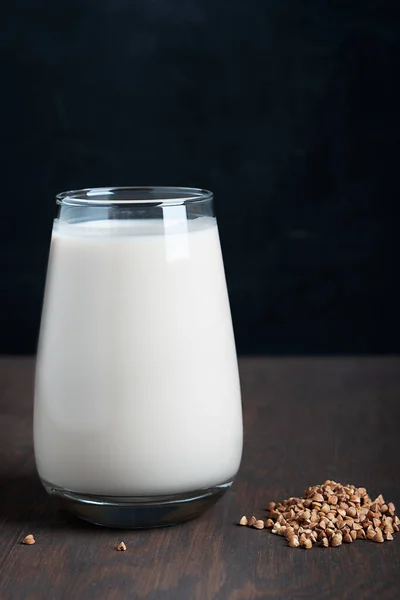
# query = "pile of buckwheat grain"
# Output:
<box><xmin>239</xmin><ymin>480</ymin><xmax>399</xmax><ymax>548</ymax></box>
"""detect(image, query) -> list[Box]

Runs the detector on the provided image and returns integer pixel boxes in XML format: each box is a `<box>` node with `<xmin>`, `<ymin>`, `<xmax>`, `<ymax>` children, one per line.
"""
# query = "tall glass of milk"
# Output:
<box><xmin>34</xmin><ymin>187</ymin><xmax>243</xmax><ymax>527</ymax></box>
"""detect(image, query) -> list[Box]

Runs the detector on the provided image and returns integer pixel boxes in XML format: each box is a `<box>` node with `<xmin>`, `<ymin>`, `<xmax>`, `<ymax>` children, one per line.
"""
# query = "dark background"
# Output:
<box><xmin>1</xmin><ymin>0</ymin><xmax>399</xmax><ymax>355</ymax></box>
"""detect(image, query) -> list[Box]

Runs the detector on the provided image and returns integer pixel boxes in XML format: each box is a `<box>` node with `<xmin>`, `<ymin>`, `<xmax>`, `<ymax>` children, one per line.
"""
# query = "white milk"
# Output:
<box><xmin>34</xmin><ymin>216</ymin><xmax>242</xmax><ymax>496</ymax></box>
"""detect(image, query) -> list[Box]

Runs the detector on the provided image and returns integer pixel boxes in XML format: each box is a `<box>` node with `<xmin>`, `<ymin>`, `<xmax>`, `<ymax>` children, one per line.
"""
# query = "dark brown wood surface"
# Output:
<box><xmin>1</xmin><ymin>357</ymin><xmax>399</xmax><ymax>600</ymax></box>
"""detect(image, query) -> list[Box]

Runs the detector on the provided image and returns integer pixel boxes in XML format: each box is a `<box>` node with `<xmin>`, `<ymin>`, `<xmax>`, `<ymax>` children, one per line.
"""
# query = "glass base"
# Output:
<box><xmin>41</xmin><ymin>479</ymin><xmax>233</xmax><ymax>528</ymax></box>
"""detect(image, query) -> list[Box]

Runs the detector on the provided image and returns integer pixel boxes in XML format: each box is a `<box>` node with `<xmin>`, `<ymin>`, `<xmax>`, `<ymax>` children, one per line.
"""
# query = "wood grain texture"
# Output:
<box><xmin>0</xmin><ymin>357</ymin><xmax>399</xmax><ymax>600</ymax></box>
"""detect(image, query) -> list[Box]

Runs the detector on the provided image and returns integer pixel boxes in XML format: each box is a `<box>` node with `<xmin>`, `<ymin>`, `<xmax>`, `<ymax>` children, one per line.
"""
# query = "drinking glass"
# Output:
<box><xmin>34</xmin><ymin>187</ymin><xmax>243</xmax><ymax>528</ymax></box>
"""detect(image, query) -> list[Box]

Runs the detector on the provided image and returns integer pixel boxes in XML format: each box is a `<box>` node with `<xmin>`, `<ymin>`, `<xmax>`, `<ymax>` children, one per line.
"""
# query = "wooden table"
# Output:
<box><xmin>1</xmin><ymin>357</ymin><xmax>399</xmax><ymax>599</ymax></box>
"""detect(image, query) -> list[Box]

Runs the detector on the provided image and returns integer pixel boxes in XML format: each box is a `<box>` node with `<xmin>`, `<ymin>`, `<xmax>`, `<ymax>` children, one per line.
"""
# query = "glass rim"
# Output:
<box><xmin>56</xmin><ymin>186</ymin><xmax>213</xmax><ymax>207</ymax></box>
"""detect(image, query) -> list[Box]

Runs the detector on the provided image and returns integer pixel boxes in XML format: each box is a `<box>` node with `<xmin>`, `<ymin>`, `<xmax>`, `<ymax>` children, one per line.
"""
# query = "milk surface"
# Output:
<box><xmin>34</xmin><ymin>217</ymin><xmax>242</xmax><ymax>495</ymax></box>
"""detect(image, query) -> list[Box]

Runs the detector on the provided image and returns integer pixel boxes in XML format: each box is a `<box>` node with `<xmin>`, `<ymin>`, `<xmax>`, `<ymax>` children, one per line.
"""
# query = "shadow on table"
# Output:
<box><xmin>0</xmin><ymin>471</ymin><xmax>96</xmax><ymax>531</ymax></box>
